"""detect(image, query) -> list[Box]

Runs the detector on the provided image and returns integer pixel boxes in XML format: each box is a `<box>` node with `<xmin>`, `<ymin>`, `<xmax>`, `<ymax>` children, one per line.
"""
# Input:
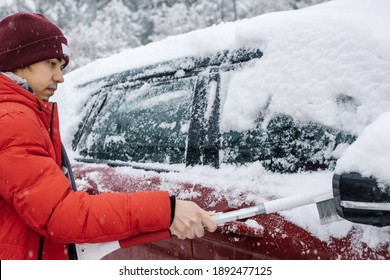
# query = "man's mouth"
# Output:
<box><xmin>47</xmin><ymin>87</ymin><xmax>57</xmax><ymax>94</ymax></box>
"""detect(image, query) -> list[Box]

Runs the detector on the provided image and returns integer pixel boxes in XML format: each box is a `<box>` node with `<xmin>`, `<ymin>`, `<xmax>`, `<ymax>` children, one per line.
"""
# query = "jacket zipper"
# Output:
<box><xmin>37</xmin><ymin>236</ymin><xmax>44</xmax><ymax>260</ymax></box>
<box><xmin>36</xmin><ymin>102</ymin><xmax>55</xmax><ymax>260</ymax></box>
<box><xmin>49</xmin><ymin>103</ymin><xmax>55</xmax><ymax>140</ymax></box>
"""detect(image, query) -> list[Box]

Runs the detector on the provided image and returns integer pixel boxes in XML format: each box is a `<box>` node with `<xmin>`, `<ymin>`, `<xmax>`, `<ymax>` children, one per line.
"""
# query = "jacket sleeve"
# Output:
<box><xmin>0</xmin><ymin>110</ymin><xmax>172</xmax><ymax>244</ymax></box>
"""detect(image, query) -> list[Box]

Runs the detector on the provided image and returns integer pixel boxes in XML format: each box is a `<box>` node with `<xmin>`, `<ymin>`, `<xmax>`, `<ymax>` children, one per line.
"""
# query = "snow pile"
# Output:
<box><xmin>335</xmin><ymin>112</ymin><xmax>390</xmax><ymax>184</ymax></box>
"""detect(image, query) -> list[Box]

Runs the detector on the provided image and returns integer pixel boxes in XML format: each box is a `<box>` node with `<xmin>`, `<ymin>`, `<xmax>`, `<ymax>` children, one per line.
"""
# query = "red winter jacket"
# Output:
<box><xmin>0</xmin><ymin>74</ymin><xmax>172</xmax><ymax>259</ymax></box>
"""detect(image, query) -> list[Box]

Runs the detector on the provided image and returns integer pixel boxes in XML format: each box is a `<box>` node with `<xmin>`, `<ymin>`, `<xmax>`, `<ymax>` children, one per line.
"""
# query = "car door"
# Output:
<box><xmin>72</xmin><ymin>47</ymin><xmax>263</xmax><ymax>169</ymax></box>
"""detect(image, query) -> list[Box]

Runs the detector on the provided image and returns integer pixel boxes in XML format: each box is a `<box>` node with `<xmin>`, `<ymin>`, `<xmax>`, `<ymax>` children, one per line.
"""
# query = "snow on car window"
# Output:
<box><xmin>122</xmin><ymin>90</ymin><xmax>189</xmax><ymax>111</ymax></box>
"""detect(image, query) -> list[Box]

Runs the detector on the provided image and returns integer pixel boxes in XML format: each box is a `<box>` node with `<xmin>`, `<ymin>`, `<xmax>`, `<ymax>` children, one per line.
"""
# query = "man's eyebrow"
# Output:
<box><xmin>56</xmin><ymin>58</ymin><xmax>66</xmax><ymax>68</ymax></box>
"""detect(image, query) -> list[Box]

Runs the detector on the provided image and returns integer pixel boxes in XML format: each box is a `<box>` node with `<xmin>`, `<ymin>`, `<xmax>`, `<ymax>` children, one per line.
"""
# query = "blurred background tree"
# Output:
<box><xmin>0</xmin><ymin>0</ymin><xmax>329</xmax><ymax>71</ymax></box>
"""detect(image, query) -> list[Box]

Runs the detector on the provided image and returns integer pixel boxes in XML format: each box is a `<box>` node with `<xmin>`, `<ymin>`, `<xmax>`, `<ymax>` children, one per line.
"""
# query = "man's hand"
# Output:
<box><xmin>169</xmin><ymin>200</ymin><xmax>217</xmax><ymax>239</ymax></box>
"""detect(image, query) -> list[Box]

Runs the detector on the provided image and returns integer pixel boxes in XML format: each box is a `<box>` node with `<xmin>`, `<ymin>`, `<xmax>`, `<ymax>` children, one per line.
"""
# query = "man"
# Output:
<box><xmin>0</xmin><ymin>12</ymin><xmax>217</xmax><ymax>260</ymax></box>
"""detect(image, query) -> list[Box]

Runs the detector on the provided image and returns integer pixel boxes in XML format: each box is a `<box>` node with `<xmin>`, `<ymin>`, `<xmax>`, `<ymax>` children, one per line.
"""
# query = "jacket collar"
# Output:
<box><xmin>0</xmin><ymin>71</ymin><xmax>34</xmax><ymax>92</ymax></box>
<box><xmin>0</xmin><ymin>73</ymin><xmax>57</xmax><ymax>126</ymax></box>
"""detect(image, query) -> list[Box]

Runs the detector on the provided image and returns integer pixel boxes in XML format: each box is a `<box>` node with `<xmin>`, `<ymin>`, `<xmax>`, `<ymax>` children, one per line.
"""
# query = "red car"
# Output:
<box><xmin>58</xmin><ymin>1</ymin><xmax>390</xmax><ymax>260</ymax></box>
<box><xmin>72</xmin><ymin>163</ymin><xmax>390</xmax><ymax>260</ymax></box>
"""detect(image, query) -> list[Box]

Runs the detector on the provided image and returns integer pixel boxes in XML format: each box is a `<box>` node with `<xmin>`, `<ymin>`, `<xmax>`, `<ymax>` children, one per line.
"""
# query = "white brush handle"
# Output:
<box><xmin>264</xmin><ymin>190</ymin><xmax>331</xmax><ymax>213</ymax></box>
<box><xmin>213</xmin><ymin>190</ymin><xmax>332</xmax><ymax>224</ymax></box>
<box><xmin>212</xmin><ymin>205</ymin><xmax>264</xmax><ymax>224</ymax></box>
<box><xmin>76</xmin><ymin>241</ymin><xmax>120</xmax><ymax>260</ymax></box>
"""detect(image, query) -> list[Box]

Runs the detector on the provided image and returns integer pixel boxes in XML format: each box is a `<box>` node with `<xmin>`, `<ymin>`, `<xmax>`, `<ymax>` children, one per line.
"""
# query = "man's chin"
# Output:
<box><xmin>35</xmin><ymin>94</ymin><xmax>50</xmax><ymax>102</ymax></box>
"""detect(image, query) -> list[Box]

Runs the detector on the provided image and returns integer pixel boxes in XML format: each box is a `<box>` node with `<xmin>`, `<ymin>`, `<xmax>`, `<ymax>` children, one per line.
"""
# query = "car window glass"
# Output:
<box><xmin>221</xmin><ymin>114</ymin><xmax>356</xmax><ymax>172</ymax></box>
<box><xmin>76</xmin><ymin>76</ymin><xmax>196</xmax><ymax>164</ymax></box>
<box><xmin>74</xmin><ymin>48</ymin><xmax>275</xmax><ymax>169</ymax></box>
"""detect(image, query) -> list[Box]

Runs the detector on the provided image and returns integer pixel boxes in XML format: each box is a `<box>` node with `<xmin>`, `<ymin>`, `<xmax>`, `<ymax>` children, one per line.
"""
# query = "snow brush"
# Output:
<box><xmin>76</xmin><ymin>189</ymin><xmax>338</xmax><ymax>260</ymax></box>
<box><xmin>211</xmin><ymin>190</ymin><xmax>338</xmax><ymax>225</ymax></box>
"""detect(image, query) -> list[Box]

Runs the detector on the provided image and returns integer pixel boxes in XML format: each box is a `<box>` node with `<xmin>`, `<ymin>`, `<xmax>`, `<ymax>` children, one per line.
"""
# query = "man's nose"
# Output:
<box><xmin>53</xmin><ymin>69</ymin><xmax>64</xmax><ymax>83</ymax></box>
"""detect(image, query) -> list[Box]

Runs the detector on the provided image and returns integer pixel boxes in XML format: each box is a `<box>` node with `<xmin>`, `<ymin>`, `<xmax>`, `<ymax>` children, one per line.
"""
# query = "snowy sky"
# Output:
<box><xmin>54</xmin><ymin>0</ymin><xmax>390</xmax><ymax>256</ymax></box>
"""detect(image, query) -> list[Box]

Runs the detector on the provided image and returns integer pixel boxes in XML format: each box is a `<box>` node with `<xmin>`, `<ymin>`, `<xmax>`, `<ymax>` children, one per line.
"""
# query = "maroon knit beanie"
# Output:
<box><xmin>0</xmin><ymin>12</ymin><xmax>70</xmax><ymax>71</ymax></box>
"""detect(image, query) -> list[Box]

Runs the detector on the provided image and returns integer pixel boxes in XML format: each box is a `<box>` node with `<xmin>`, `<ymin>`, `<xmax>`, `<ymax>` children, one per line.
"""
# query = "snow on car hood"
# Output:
<box><xmin>55</xmin><ymin>0</ymin><xmax>390</xmax><ymax>253</ymax></box>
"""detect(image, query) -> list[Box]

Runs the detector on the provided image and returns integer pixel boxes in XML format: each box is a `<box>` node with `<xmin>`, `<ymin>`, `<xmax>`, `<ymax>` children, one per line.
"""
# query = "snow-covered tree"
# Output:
<box><xmin>66</xmin><ymin>0</ymin><xmax>142</xmax><ymax>69</ymax></box>
<box><xmin>0</xmin><ymin>0</ymin><xmax>330</xmax><ymax>71</ymax></box>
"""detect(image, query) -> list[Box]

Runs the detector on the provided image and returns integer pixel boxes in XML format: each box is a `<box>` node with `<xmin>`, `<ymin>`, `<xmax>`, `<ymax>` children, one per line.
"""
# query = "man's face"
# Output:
<box><xmin>14</xmin><ymin>58</ymin><xmax>66</xmax><ymax>101</ymax></box>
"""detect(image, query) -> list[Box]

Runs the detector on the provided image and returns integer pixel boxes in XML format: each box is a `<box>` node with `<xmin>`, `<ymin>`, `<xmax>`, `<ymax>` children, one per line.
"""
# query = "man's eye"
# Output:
<box><xmin>48</xmin><ymin>60</ymin><xmax>56</xmax><ymax>67</ymax></box>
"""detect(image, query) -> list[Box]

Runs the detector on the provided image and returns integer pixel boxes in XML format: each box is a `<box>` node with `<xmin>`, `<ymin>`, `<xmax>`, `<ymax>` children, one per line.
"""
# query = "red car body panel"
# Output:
<box><xmin>73</xmin><ymin>163</ymin><xmax>390</xmax><ymax>260</ymax></box>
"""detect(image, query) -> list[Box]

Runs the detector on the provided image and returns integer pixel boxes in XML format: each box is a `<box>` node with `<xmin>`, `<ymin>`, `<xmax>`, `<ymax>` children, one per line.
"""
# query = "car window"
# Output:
<box><xmin>74</xmin><ymin>75</ymin><xmax>195</xmax><ymax>164</ymax></box>
<box><xmin>221</xmin><ymin>115</ymin><xmax>356</xmax><ymax>172</ymax></box>
<box><xmin>73</xmin><ymin>47</ymin><xmax>355</xmax><ymax>173</ymax></box>
<box><xmin>73</xmin><ymin>48</ymin><xmax>263</xmax><ymax>168</ymax></box>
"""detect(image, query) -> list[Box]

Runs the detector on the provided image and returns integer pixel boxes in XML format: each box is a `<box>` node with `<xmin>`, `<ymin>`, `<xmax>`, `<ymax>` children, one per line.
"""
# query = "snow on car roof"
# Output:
<box><xmin>55</xmin><ymin>0</ymin><xmax>390</xmax><ymax>254</ymax></box>
<box><xmin>57</xmin><ymin>0</ymin><xmax>390</xmax><ymax>143</ymax></box>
